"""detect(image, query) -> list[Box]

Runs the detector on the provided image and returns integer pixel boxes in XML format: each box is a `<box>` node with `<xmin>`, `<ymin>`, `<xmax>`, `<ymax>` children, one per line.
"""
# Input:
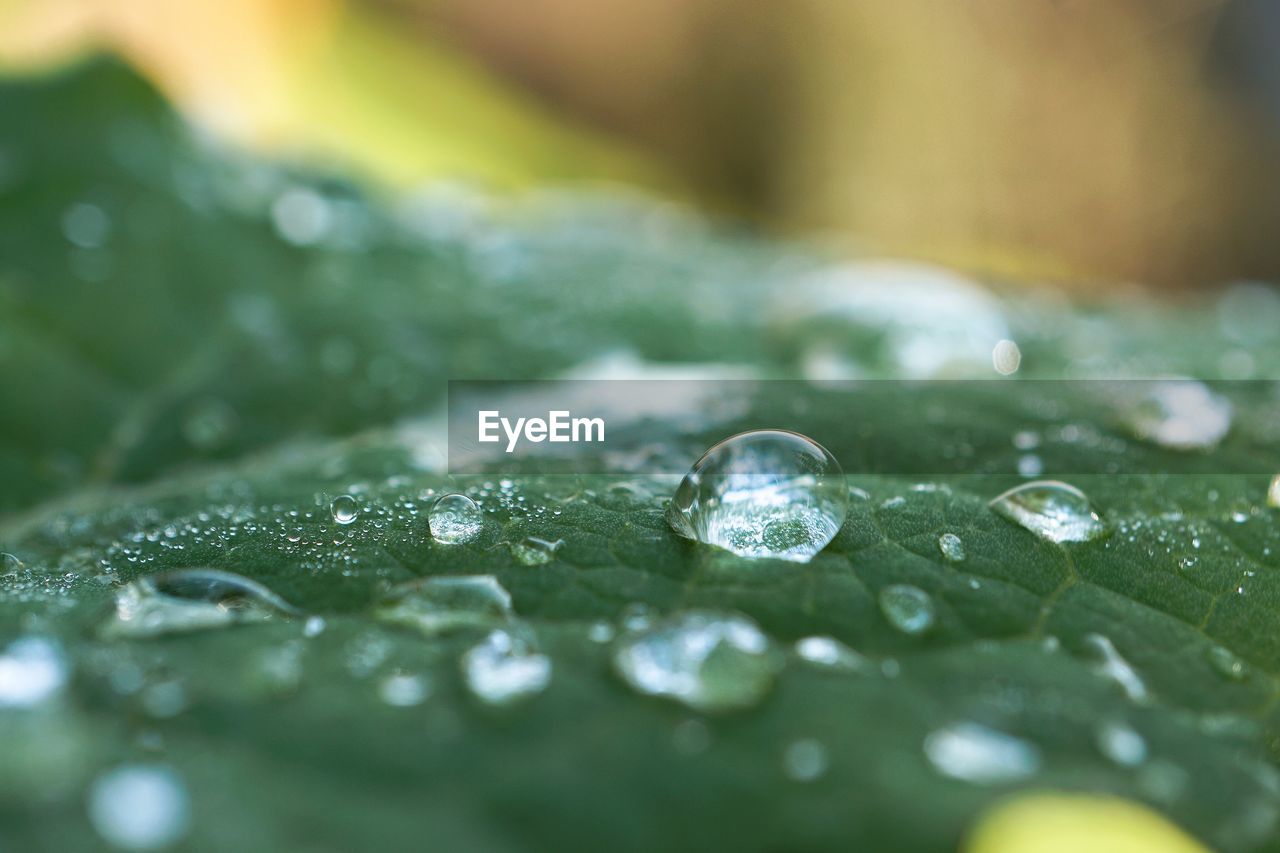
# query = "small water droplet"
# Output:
<box><xmin>1012</xmin><ymin>430</ymin><xmax>1040</xmax><ymax>450</ymax></box>
<box><xmin>303</xmin><ymin>616</ymin><xmax>327</xmax><ymax>638</ymax></box>
<box><xmin>923</xmin><ymin>722</ymin><xmax>1040</xmax><ymax>785</ymax></box>
<box><xmin>1096</xmin><ymin>720</ymin><xmax>1147</xmax><ymax>767</ymax></box>
<box><xmin>1083</xmin><ymin>634</ymin><xmax>1148</xmax><ymax>703</ymax></box>
<box><xmin>878</xmin><ymin>585</ymin><xmax>936</xmax><ymax>635</ymax></box>
<box><xmin>783</xmin><ymin>738</ymin><xmax>829</xmax><ymax>782</ymax></box>
<box><xmin>0</xmin><ymin>637</ymin><xmax>67</xmax><ymax>708</ymax></box>
<box><xmin>666</xmin><ymin>430</ymin><xmax>847</xmax><ymax>563</ymax></box>
<box><xmin>1016</xmin><ymin>454</ymin><xmax>1044</xmax><ymax>478</ymax></box>
<box><xmin>429</xmin><ymin>494</ymin><xmax>483</xmax><ymax>544</ymax></box>
<box><xmin>88</xmin><ymin>765</ymin><xmax>189</xmax><ymax>851</ymax></box>
<box><xmin>1269</xmin><ymin>475</ymin><xmax>1280</xmax><ymax>509</ymax></box>
<box><xmin>461</xmin><ymin>627</ymin><xmax>551</xmax><ymax>706</ymax></box>
<box><xmin>100</xmin><ymin>569</ymin><xmax>299</xmax><ymax>639</ymax></box>
<box><xmin>330</xmin><ymin>495</ymin><xmax>359</xmax><ymax>526</ymax></box>
<box><xmin>1122</xmin><ymin>380</ymin><xmax>1232</xmax><ymax>451</ymax></box>
<box><xmin>1207</xmin><ymin>644</ymin><xmax>1249</xmax><ymax>681</ymax></box>
<box><xmin>62</xmin><ymin>202</ymin><xmax>111</xmax><ymax>249</ymax></box>
<box><xmin>938</xmin><ymin>533</ymin><xmax>966</xmax><ymax>562</ymax></box>
<box><xmin>992</xmin><ymin>339</ymin><xmax>1022</xmax><ymax>375</ymax></box>
<box><xmin>375</xmin><ymin>575</ymin><xmax>513</xmax><ymax>636</ymax></box>
<box><xmin>511</xmin><ymin>536</ymin><xmax>563</xmax><ymax>566</ymax></box>
<box><xmin>379</xmin><ymin>672</ymin><xmax>432</xmax><ymax>707</ymax></box>
<box><xmin>612</xmin><ymin>611</ymin><xmax>779</xmax><ymax>712</ymax></box>
<box><xmin>794</xmin><ymin>636</ymin><xmax>872</xmax><ymax>673</ymax></box>
<box><xmin>989</xmin><ymin>480</ymin><xmax>1106</xmax><ymax>543</ymax></box>
<box><xmin>587</xmin><ymin>621</ymin><xmax>616</xmax><ymax>643</ymax></box>
<box><xmin>618</xmin><ymin>603</ymin><xmax>656</xmax><ymax>633</ymax></box>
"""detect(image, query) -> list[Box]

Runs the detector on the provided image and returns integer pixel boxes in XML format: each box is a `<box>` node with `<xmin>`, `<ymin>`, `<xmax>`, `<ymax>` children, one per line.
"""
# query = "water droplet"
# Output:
<box><xmin>1122</xmin><ymin>380</ymin><xmax>1232</xmax><ymax>451</ymax></box>
<box><xmin>1207</xmin><ymin>644</ymin><xmax>1249</xmax><ymax>681</ymax></box>
<box><xmin>611</xmin><ymin>610</ymin><xmax>778</xmax><ymax>712</ymax></box>
<box><xmin>1096</xmin><ymin>720</ymin><xmax>1147</xmax><ymax>767</ymax></box>
<box><xmin>379</xmin><ymin>672</ymin><xmax>431</xmax><ymax>707</ymax></box>
<box><xmin>375</xmin><ymin>575</ymin><xmax>513</xmax><ymax>636</ymax></box>
<box><xmin>100</xmin><ymin>569</ymin><xmax>299</xmax><ymax>639</ymax></box>
<box><xmin>878</xmin><ymin>585</ymin><xmax>936</xmax><ymax>635</ymax></box>
<box><xmin>923</xmin><ymin>722</ymin><xmax>1040</xmax><ymax>785</ymax></box>
<box><xmin>510</xmin><ymin>536</ymin><xmax>563</xmax><ymax>566</ymax></box>
<box><xmin>2</xmin><ymin>551</ymin><xmax>25</xmax><ymax>575</ymax></box>
<box><xmin>303</xmin><ymin>616</ymin><xmax>327</xmax><ymax>638</ymax></box>
<box><xmin>1083</xmin><ymin>634</ymin><xmax>1148</xmax><ymax>703</ymax></box>
<box><xmin>1269</xmin><ymin>475</ymin><xmax>1280</xmax><ymax>509</ymax></box>
<box><xmin>587</xmin><ymin>621</ymin><xmax>616</xmax><ymax>643</ymax></box>
<box><xmin>88</xmin><ymin>765</ymin><xmax>190</xmax><ymax>851</ymax></box>
<box><xmin>666</xmin><ymin>430</ymin><xmax>847</xmax><ymax>563</ymax></box>
<box><xmin>271</xmin><ymin>186</ymin><xmax>333</xmax><ymax>246</ymax></box>
<box><xmin>429</xmin><ymin>494</ymin><xmax>483</xmax><ymax>544</ymax></box>
<box><xmin>0</xmin><ymin>637</ymin><xmax>67</xmax><ymax>708</ymax></box>
<box><xmin>938</xmin><ymin>533</ymin><xmax>965</xmax><ymax>562</ymax></box>
<box><xmin>992</xmin><ymin>339</ymin><xmax>1022</xmax><ymax>375</ymax></box>
<box><xmin>783</xmin><ymin>738</ymin><xmax>829</xmax><ymax>782</ymax></box>
<box><xmin>794</xmin><ymin>636</ymin><xmax>871</xmax><ymax>672</ymax></box>
<box><xmin>618</xmin><ymin>602</ymin><xmax>656</xmax><ymax>633</ymax></box>
<box><xmin>989</xmin><ymin>481</ymin><xmax>1106</xmax><ymax>543</ymax></box>
<box><xmin>461</xmin><ymin>627</ymin><xmax>551</xmax><ymax>706</ymax></box>
<box><xmin>1012</xmin><ymin>430</ymin><xmax>1040</xmax><ymax>450</ymax></box>
<box><xmin>330</xmin><ymin>495</ymin><xmax>359</xmax><ymax>525</ymax></box>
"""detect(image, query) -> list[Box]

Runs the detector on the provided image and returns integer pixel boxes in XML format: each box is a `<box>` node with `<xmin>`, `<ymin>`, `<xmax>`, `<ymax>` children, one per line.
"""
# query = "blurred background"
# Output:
<box><xmin>2</xmin><ymin>0</ymin><xmax>1279</xmax><ymax>288</ymax></box>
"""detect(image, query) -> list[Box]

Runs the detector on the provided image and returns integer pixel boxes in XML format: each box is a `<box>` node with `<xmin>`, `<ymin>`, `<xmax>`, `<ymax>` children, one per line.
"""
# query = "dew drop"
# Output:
<box><xmin>611</xmin><ymin>610</ymin><xmax>779</xmax><ymax>712</ymax></box>
<box><xmin>938</xmin><ymin>532</ymin><xmax>965</xmax><ymax>562</ymax></box>
<box><xmin>330</xmin><ymin>495</ymin><xmax>359</xmax><ymax>526</ymax></box>
<box><xmin>0</xmin><ymin>637</ymin><xmax>67</xmax><ymax>708</ymax></box>
<box><xmin>923</xmin><ymin>722</ymin><xmax>1040</xmax><ymax>785</ymax></box>
<box><xmin>878</xmin><ymin>585</ymin><xmax>936</xmax><ymax>635</ymax></box>
<box><xmin>783</xmin><ymin>738</ymin><xmax>830</xmax><ymax>782</ymax></box>
<box><xmin>374</xmin><ymin>575</ymin><xmax>513</xmax><ymax>636</ymax></box>
<box><xmin>100</xmin><ymin>569</ymin><xmax>299</xmax><ymax>639</ymax></box>
<box><xmin>989</xmin><ymin>480</ymin><xmax>1106</xmax><ymax>543</ymax></box>
<box><xmin>1122</xmin><ymin>380</ymin><xmax>1232</xmax><ymax>451</ymax></box>
<box><xmin>991</xmin><ymin>339</ymin><xmax>1022</xmax><ymax>375</ymax></box>
<box><xmin>794</xmin><ymin>635</ymin><xmax>872</xmax><ymax>673</ymax></box>
<box><xmin>429</xmin><ymin>494</ymin><xmax>483</xmax><ymax>544</ymax></box>
<box><xmin>1269</xmin><ymin>475</ymin><xmax>1280</xmax><ymax>509</ymax></box>
<box><xmin>510</xmin><ymin>536</ymin><xmax>563</xmax><ymax>566</ymax></box>
<box><xmin>461</xmin><ymin>627</ymin><xmax>552</xmax><ymax>706</ymax></box>
<box><xmin>87</xmin><ymin>765</ymin><xmax>189</xmax><ymax>851</ymax></box>
<box><xmin>666</xmin><ymin>430</ymin><xmax>847</xmax><ymax>563</ymax></box>
<box><xmin>1096</xmin><ymin>720</ymin><xmax>1147</xmax><ymax>767</ymax></box>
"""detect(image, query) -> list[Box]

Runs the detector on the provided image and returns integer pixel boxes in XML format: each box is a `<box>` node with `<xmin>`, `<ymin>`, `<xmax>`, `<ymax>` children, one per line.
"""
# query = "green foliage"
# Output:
<box><xmin>1</xmin><ymin>59</ymin><xmax>1279</xmax><ymax>852</ymax></box>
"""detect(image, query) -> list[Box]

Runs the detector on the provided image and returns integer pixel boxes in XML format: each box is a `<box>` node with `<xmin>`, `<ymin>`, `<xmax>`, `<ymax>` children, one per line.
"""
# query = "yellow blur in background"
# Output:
<box><xmin>966</xmin><ymin>793</ymin><xmax>1211</xmax><ymax>853</ymax></box>
<box><xmin>1</xmin><ymin>0</ymin><xmax>1278</xmax><ymax>288</ymax></box>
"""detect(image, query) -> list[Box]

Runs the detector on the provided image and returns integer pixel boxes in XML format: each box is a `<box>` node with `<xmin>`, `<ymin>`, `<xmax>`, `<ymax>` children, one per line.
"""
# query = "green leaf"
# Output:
<box><xmin>2</xmin><ymin>59</ymin><xmax>1280</xmax><ymax>853</ymax></box>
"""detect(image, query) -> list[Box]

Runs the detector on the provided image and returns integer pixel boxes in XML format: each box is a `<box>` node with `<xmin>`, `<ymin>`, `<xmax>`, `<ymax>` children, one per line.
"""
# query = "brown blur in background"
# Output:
<box><xmin>2</xmin><ymin>0</ymin><xmax>1279</xmax><ymax>288</ymax></box>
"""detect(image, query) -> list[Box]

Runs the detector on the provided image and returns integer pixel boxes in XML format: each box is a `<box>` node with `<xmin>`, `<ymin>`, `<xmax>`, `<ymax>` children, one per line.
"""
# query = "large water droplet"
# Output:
<box><xmin>1122</xmin><ymin>380</ymin><xmax>1232</xmax><ymax>451</ymax></box>
<box><xmin>989</xmin><ymin>481</ymin><xmax>1106</xmax><ymax>543</ymax></box>
<box><xmin>429</xmin><ymin>494</ymin><xmax>483</xmax><ymax>544</ymax></box>
<box><xmin>461</xmin><ymin>627</ymin><xmax>551</xmax><ymax>706</ymax></box>
<box><xmin>1268</xmin><ymin>475</ymin><xmax>1280</xmax><ymax>509</ymax></box>
<box><xmin>611</xmin><ymin>610</ymin><xmax>779</xmax><ymax>712</ymax></box>
<box><xmin>938</xmin><ymin>533</ymin><xmax>965</xmax><ymax>562</ymax></box>
<box><xmin>330</xmin><ymin>495</ymin><xmax>359</xmax><ymax>525</ymax></box>
<box><xmin>375</xmin><ymin>575</ymin><xmax>513</xmax><ymax>636</ymax></box>
<box><xmin>666</xmin><ymin>430</ymin><xmax>847</xmax><ymax>563</ymax></box>
<box><xmin>100</xmin><ymin>569</ymin><xmax>299</xmax><ymax>639</ymax></box>
<box><xmin>923</xmin><ymin>722</ymin><xmax>1041</xmax><ymax>785</ymax></box>
<box><xmin>87</xmin><ymin>765</ymin><xmax>189</xmax><ymax>851</ymax></box>
<box><xmin>878</xmin><ymin>585</ymin><xmax>936</xmax><ymax>635</ymax></box>
<box><xmin>0</xmin><ymin>637</ymin><xmax>67</xmax><ymax>708</ymax></box>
